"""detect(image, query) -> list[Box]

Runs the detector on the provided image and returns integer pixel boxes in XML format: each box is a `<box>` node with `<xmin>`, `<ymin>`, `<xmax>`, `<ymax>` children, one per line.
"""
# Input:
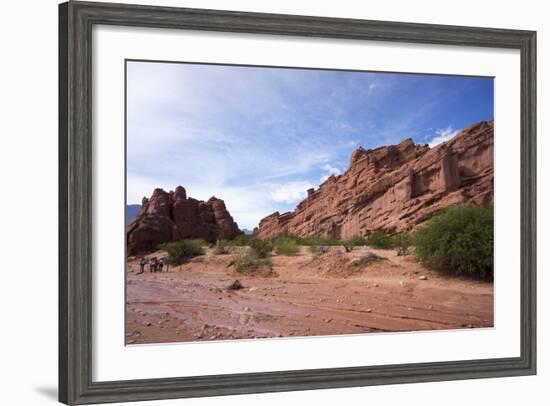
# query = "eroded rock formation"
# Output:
<box><xmin>255</xmin><ymin>120</ymin><xmax>493</xmax><ymax>239</ymax></box>
<box><xmin>127</xmin><ymin>186</ymin><xmax>242</xmax><ymax>255</ymax></box>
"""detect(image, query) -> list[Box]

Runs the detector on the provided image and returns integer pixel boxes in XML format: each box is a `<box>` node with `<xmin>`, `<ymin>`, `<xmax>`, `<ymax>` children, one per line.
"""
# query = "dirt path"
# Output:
<box><xmin>125</xmin><ymin>247</ymin><xmax>493</xmax><ymax>344</ymax></box>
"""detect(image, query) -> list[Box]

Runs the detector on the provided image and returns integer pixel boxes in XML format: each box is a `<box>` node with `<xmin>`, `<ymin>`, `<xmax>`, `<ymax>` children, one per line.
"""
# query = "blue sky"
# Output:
<box><xmin>127</xmin><ymin>61</ymin><xmax>493</xmax><ymax>230</ymax></box>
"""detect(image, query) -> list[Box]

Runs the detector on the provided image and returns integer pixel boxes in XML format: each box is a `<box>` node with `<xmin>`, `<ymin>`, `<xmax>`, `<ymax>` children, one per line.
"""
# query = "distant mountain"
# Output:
<box><xmin>241</xmin><ymin>228</ymin><xmax>253</xmax><ymax>235</ymax></box>
<box><xmin>126</xmin><ymin>204</ymin><xmax>141</xmax><ymax>225</ymax></box>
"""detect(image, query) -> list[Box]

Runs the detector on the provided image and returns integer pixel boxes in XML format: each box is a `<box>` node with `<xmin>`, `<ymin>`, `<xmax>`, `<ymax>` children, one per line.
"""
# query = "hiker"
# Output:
<box><xmin>138</xmin><ymin>257</ymin><xmax>146</xmax><ymax>275</ymax></box>
<box><xmin>149</xmin><ymin>257</ymin><xmax>157</xmax><ymax>273</ymax></box>
<box><xmin>158</xmin><ymin>258</ymin><xmax>164</xmax><ymax>273</ymax></box>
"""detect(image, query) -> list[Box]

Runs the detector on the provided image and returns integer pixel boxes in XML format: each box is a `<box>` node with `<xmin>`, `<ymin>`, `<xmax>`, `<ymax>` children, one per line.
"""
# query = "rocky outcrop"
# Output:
<box><xmin>127</xmin><ymin>186</ymin><xmax>242</xmax><ymax>255</ymax></box>
<box><xmin>255</xmin><ymin>120</ymin><xmax>493</xmax><ymax>239</ymax></box>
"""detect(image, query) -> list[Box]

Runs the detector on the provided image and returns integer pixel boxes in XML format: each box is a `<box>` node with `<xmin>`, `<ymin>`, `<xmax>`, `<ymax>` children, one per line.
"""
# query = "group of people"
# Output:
<box><xmin>137</xmin><ymin>256</ymin><xmax>167</xmax><ymax>274</ymax></box>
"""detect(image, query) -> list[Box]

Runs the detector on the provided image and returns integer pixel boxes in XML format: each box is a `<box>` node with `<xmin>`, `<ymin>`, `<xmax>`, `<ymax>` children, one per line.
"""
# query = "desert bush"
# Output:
<box><xmin>232</xmin><ymin>250</ymin><xmax>273</xmax><ymax>274</ymax></box>
<box><xmin>273</xmin><ymin>236</ymin><xmax>300</xmax><ymax>256</ymax></box>
<box><xmin>159</xmin><ymin>239</ymin><xmax>204</xmax><ymax>265</ymax></box>
<box><xmin>298</xmin><ymin>235</ymin><xmax>340</xmax><ymax>246</ymax></box>
<box><xmin>393</xmin><ymin>233</ymin><xmax>413</xmax><ymax>249</ymax></box>
<box><xmin>271</xmin><ymin>233</ymin><xmax>301</xmax><ymax>243</ymax></box>
<box><xmin>345</xmin><ymin>235</ymin><xmax>367</xmax><ymax>246</ymax></box>
<box><xmin>365</xmin><ymin>230</ymin><xmax>395</xmax><ymax>249</ymax></box>
<box><xmin>298</xmin><ymin>235</ymin><xmax>322</xmax><ymax>246</ymax></box>
<box><xmin>248</xmin><ymin>238</ymin><xmax>273</xmax><ymax>258</ymax></box>
<box><xmin>226</xmin><ymin>234</ymin><xmax>254</xmax><ymax>246</ymax></box>
<box><xmin>342</xmin><ymin>235</ymin><xmax>367</xmax><ymax>251</ymax></box>
<box><xmin>414</xmin><ymin>205</ymin><xmax>493</xmax><ymax>279</ymax></box>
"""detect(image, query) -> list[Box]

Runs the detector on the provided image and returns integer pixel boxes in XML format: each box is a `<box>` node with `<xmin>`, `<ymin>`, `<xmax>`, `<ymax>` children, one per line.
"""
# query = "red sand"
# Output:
<box><xmin>126</xmin><ymin>246</ymin><xmax>493</xmax><ymax>344</ymax></box>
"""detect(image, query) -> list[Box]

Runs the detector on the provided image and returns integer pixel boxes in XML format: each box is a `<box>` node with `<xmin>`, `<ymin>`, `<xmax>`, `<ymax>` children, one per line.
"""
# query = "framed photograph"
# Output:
<box><xmin>59</xmin><ymin>1</ymin><xmax>536</xmax><ymax>404</ymax></box>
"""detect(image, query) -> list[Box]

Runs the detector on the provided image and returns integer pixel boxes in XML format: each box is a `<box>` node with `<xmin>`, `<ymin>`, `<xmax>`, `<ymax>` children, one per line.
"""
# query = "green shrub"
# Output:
<box><xmin>298</xmin><ymin>235</ymin><xmax>340</xmax><ymax>246</ymax></box>
<box><xmin>159</xmin><ymin>239</ymin><xmax>204</xmax><ymax>265</ymax></box>
<box><xmin>233</xmin><ymin>250</ymin><xmax>272</xmax><ymax>273</ymax></box>
<box><xmin>343</xmin><ymin>235</ymin><xmax>367</xmax><ymax>247</ymax></box>
<box><xmin>273</xmin><ymin>236</ymin><xmax>300</xmax><ymax>256</ymax></box>
<box><xmin>226</xmin><ymin>234</ymin><xmax>255</xmax><ymax>246</ymax></box>
<box><xmin>365</xmin><ymin>230</ymin><xmax>395</xmax><ymax>249</ymax></box>
<box><xmin>414</xmin><ymin>205</ymin><xmax>493</xmax><ymax>279</ymax></box>
<box><xmin>268</xmin><ymin>234</ymin><xmax>342</xmax><ymax>246</ymax></box>
<box><xmin>392</xmin><ymin>233</ymin><xmax>413</xmax><ymax>249</ymax></box>
<box><xmin>297</xmin><ymin>235</ymin><xmax>322</xmax><ymax>246</ymax></box>
<box><xmin>248</xmin><ymin>238</ymin><xmax>273</xmax><ymax>258</ymax></box>
<box><xmin>271</xmin><ymin>233</ymin><xmax>301</xmax><ymax>243</ymax></box>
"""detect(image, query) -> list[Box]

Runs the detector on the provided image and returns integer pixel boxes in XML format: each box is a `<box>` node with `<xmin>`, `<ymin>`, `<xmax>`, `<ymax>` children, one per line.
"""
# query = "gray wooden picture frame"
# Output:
<box><xmin>59</xmin><ymin>1</ymin><xmax>537</xmax><ymax>404</ymax></box>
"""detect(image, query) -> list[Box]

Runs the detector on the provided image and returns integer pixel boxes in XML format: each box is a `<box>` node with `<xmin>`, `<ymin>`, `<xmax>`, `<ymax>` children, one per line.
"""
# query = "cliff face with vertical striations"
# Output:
<box><xmin>254</xmin><ymin>120</ymin><xmax>493</xmax><ymax>240</ymax></box>
<box><xmin>127</xmin><ymin>186</ymin><xmax>242</xmax><ymax>255</ymax></box>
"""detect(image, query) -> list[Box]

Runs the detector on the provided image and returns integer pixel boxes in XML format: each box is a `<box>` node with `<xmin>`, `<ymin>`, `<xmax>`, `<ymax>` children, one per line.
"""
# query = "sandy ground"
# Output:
<box><xmin>125</xmin><ymin>246</ymin><xmax>493</xmax><ymax>345</ymax></box>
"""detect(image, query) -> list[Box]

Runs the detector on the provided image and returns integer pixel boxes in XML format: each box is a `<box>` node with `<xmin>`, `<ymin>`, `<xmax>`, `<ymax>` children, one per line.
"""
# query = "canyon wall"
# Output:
<box><xmin>254</xmin><ymin>120</ymin><xmax>493</xmax><ymax>239</ymax></box>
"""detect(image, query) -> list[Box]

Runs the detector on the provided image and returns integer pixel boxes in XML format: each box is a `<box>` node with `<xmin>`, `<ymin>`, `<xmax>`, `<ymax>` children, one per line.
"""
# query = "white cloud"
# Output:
<box><xmin>428</xmin><ymin>126</ymin><xmax>459</xmax><ymax>147</ymax></box>
<box><xmin>270</xmin><ymin>181</ymin><xmax>315</xmax><ymax>204</ymax></box>
<box><xmin>319</xmin><ymin>163</ymin><xmax>344</xmax><ymax>183</ymax></box>
<box><xmin>125</xmin><ymin>62</ymin><xmax>489</xmax><ymax>232</ymax></box>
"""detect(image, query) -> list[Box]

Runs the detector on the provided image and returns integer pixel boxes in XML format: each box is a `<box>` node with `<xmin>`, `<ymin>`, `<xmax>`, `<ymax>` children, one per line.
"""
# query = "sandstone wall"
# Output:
<box><xmin>127</xmin><ymin>186</ymin><xmax>242</xmax><ymax>255</ymax></box>
<box><xmin>254</xmin><ymin>120</ymin><xmax>493</xmax><ymax>239</ymax></box>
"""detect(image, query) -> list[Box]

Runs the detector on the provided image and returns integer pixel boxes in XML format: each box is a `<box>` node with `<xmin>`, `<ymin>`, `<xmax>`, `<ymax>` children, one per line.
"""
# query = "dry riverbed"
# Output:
<box><xmin>125</xmin><ymin>246</ymin><xmax>493</xmax><ymax>345</ymax></box>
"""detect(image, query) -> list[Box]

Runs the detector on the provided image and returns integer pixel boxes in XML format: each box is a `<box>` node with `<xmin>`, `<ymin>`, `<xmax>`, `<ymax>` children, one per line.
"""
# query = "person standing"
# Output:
<box><xmin>138</xmin><ymin>257</ymin><xmax>146</xmax><ymax>275</ymax></box>
<box><xmin>158</xmin><ymin>258</ymin><xmax>164</xmax><ymax>273</ymax></box>
<box><xmin>149</xmin><ymin>257</ymin><xmax>157</xmax><ymax>273</ymax></box>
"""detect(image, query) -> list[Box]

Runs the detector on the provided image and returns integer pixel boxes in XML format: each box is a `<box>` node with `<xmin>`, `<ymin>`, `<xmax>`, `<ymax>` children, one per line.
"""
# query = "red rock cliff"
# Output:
<box><xmin>127</xmin><ymin>186</ymin><xmax>242</xmax><ymax>255</ymax></box>
<box><xmin>254</xmin><ymin>120</ymin><xmax>493</xmax><ymax>239</ymax></box>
